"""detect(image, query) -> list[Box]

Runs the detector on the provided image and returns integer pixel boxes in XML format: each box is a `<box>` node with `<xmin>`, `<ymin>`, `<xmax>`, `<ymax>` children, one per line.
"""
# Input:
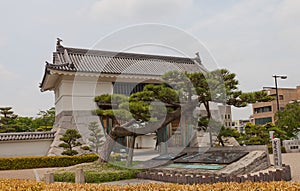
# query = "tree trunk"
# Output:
<box><xmin>98</xmin><ymin>134</ymin><xmax>118</xmax><ymax>162</ymax></box>
<box><xmin>126</xmin><ymin>135</ymin><xmax>136</xmax><ymax>167</ymax></box>
<box><xmin>203</xmin><ymin>101</ymin><xmax>214</xmax><ymax>147</ymax></box>
<box><xmin>218</xmin><ymin>135</ymin><xmax>225</xmax><ymax>146</ymax></box>
<box><xmin>98</xmin><ymin>101</ymin><xmax>197</xmax><ymax>162</ymax></box>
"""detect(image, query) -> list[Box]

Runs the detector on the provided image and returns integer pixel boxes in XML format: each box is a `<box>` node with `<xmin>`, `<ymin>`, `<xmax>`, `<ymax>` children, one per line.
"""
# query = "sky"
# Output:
<box><xmin>0</xmin><ymin>0</ymin><xmax>299</xmax><ymax>120</ymax></box>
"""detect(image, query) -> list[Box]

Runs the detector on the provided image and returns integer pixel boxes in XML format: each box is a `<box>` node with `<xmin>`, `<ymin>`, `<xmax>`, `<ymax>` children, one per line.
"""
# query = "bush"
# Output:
<box><xmin>54</xmin><ymin>169</ymin><xmax>140</xmax><ymax>183</ymax></box>
<box><xmin>110</xmin><ymin>153</ymin><xmax>121</xmax><ymax>162</ymax></box>
<box><xmin>268</xmin><ymin>145</ymin><xmax>287</xmax><ymax>154</ymax></box>
<box><xmin>0</xmin><ymin>154</ymin><xmax>98</xmax><ymax>170</ymax></box>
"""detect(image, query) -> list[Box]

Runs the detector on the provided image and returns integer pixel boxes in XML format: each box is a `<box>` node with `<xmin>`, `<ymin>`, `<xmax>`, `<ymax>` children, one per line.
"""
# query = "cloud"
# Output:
<box><xmin>275</xmin><ymin>0</ymin><xmax>300</xmax><ymax>52</ymax></box>
<box><xmin>185</xmin><ymin>0</ymin><xmax>300</xmax><ymax>90</ymax></box>
<box><xmin>0</xmin><ymin>64</ymin><xmax>16</xmax><ymax>80</ymax></box>
<box><xmin>89</xmin><ymin>0</ymin><xmax>193</xmax><ymax>23</ymax></box>
<box><xmin>0</xmin><ymin>34</ymin><xmax>6</xmax><ymax>48</ymax></box>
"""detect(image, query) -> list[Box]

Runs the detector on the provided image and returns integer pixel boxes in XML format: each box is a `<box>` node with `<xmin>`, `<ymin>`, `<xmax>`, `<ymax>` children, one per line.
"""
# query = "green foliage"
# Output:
<box><xmin>88</xmin><ymin>122</ymin><xmax>104</xmax><ymax>153</ymax></box>
<box><xmin>59</xmin><ymin>129</ymin><xmax>82</xmax><ymax>156</ymax></box>
<box><xmin>61</xmin><ymin>150</ymin><xmax>78</xmax><ymax>156</ymax></box>
<box><xmin>238</xmin><ymin>123</ymin><xmax>270</xmax><ymax>145</ymax></box>
<box><xmin>81</xmin><ymin>146</ymin><xmax>92</xmax><ymax>151</ymax></box>
<box><xmin>275</xmin><ymin>101</ymin><xmax>300</xmax><ymax>138</ymax></box>
<box><xmin>36</xmin><ymin>126</ymin><xmax>53</xmax><ymax>132</ymax></box>
<box><xmin>268</xmin><ymin>145</ymin><xmax>286</xmax><ymax>154</ymax></box>
<box><xmin>94</xmin><ymin>94</ymin><xmax>128</xmax><ymax>105</ymax></box>
<box><xmin>0</xmin><ymin>154</ymin><xmax>98</xmax><ymax>170</ymax></box>
<box><xmin>95</xmin><ymin>84</ymin><xmax>179</xmax><ymax>123</ymax></box>
<box><xmin>0</xmin><ymin>107</ymin><xmax>18</xmax><ymax>133</ymax></box>
<box><xmin>128</xmin><ymin>84</ymin><xmax>179</xmax><ymax>122</ymax></box>
<box><xmin>32</xmin><ymin>107</ymin><xmax>55</xmax><ymax>131</ymax></box>
<box><xmin>110</xmin><ymin>153</ymin><xmax>121</xmax><ymax>162</ymax></box>
<box><xmin>237</xmin><ymin>123</ymin><xmax>287</xmax><ymax>146</ymax></box>
<box><xmin>219</xmin><ymin>126</ymin><xmax>240</xmax><ymax>138</ymax></box>
<box><xmin>96</xmin><ymin>109</ymin><xmax>132</xmax><ymax>121</ymax></box>
<box><xmin>53</xmin><ymin>162</ymin><xmax>141</xmax><ymax>183</ymax></box>
<box><xmin>54</xmin><ymin>170</ymin><xmax>139</xmax><ymax>183</ymax></box>
<box><xmin>0</xmin><ymin>107</ymin><xmax>55</xmax><ymax>133</ymax></box>
<box><xmin>162</xmin><ymin>69</ymin><xmax>273</xmax><ymax>120</ymax></box>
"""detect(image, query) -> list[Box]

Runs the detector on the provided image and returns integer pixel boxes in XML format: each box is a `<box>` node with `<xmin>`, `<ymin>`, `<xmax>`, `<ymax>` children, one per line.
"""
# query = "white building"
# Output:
<box><xmin>40</xmin><ymin>40</ymin><xmax>206</xmax><ymax>155</ymax></box>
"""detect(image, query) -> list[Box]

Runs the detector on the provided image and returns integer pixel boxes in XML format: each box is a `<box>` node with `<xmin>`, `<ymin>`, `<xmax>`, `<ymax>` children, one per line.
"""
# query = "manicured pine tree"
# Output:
<box><xmin>59</xmin><ymin>129</ymin><xmax>82</xmax><ymax>156</ymax></box>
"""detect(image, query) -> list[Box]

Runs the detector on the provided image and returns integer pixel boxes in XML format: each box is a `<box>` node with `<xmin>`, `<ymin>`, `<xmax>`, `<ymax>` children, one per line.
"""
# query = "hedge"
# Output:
<box><xmin>268</xmin><ymin>145</ymin><xmax>286</xmax><ymax>154</ymax></box>
<box><xmin>54</xmin><ymin>169</ymin><xmax>140</xmax><ymax>183</ymax></box>
<box><xmin>0</xmin><ymin>154</ymin><xmax>98</xmax><ymax>170</ymax></box>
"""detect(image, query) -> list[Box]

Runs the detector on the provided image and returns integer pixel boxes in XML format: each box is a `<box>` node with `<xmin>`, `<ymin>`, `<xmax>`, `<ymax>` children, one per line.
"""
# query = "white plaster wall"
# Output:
<box><xmin>55</xmin><ymin>76</ymin><xmax>113</xmax><ymax>115</ymax></box>
<box><xmin>135</xmin><ymin>134</ymin><xmax>156</xmax><ymax>149</ymax></box>
<box><xmin>0</xmin><ymin>140</ymin><xmax>52</xmax><ymax>157</ymax></box>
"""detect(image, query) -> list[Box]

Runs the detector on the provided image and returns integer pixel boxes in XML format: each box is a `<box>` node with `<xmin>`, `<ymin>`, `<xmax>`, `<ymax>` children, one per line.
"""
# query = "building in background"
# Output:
<box><xmin>231</xmin><ymin>119</ymin><xmax>250</xmax><ymax>133</ymax></box>
<box><xmin>219</xmin><ymin>105</ymin><xmax>232</xmax><ymax>128</ymax></box>
<box><xmin>252</xmin><ymin>86</ymin><xmax>300</xmax><ymax>125</ymax></box>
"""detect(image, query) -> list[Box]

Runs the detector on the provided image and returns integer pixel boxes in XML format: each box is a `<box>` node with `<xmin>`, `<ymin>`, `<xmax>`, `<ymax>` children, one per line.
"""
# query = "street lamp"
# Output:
<box><xmin>272</xmin><ymin>75</ymin><xmax>287</xmax><ymax>112</ymax></box>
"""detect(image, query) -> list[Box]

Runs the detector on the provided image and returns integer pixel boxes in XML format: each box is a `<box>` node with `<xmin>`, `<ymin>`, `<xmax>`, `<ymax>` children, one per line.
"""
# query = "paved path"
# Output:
<box><xmin>270</xmin><ymin>152</ymin><xmax>300</xmax><ymax>182</ymax></box>
<box><xmin>0</xmin><ymin>152</ymin><xmax>299</xmax><ymax>183</ymax></box>
<box><xmin>0</xmin><ymin>168</ymin><xmax>56</xmax><ymax>181</ymax></box>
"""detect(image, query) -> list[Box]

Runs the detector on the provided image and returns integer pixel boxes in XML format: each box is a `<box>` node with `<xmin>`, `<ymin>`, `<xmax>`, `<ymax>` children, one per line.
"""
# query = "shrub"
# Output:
<box><xmin>0</xmin><ymin>154</ymin><xmax>98</xmax><ymax>170</ymax></box>
<box><xmin>110</xmin><ymin>153</ymin><xmax>121</xmax><ymax>162</ymax></box>
<box><xmin>54</xmin><ymin>169</ymin><xmax>140</xmax><ymax>183</ymax></box>
<box><xmin>268</xmin><ymin>145</ymin><xmax>287</xmax><ymax>154</ymax></box>
<box><xmin>59</xmin><ymin>129</ymin><xmax>82</xmax><ymax>156</ymax></box>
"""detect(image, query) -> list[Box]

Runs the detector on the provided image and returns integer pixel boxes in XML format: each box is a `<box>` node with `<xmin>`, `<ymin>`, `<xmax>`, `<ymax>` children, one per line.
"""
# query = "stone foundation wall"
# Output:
<box><xmin>48</xmin><ymin>110</ymin><xmax>102</xmax><ymax>156</ymax></box>
<box><xmin>137</xmin><ymin>164</ymin><xmax>292</xmax><ymax>184</ymax></box>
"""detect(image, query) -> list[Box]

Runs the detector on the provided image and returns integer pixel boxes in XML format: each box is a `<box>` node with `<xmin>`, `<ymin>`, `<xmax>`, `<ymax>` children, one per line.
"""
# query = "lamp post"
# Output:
<box><xmin>272</xmin><ymin>75</ymin><xmax>287</xmax><ymax>112</ymax></box>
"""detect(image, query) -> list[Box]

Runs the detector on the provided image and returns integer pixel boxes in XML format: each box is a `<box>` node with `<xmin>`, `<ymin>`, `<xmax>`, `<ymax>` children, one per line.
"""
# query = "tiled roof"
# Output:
<box><xmin>45</xmin><ymin>44</ymin><xmax>205</xmax><ymax>76</ymax></box>
<box><xmin>0</xmin><ymin>132</ymin><xmax>55</xmax><ymax>142</ymax></box>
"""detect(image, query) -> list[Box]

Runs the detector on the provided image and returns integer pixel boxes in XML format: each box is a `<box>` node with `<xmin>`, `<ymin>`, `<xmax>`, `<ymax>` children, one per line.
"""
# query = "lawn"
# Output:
<box><xmin>52</xmin><ymin>161</ymin><xmax>142</xmax><ymax>183</ymax></box>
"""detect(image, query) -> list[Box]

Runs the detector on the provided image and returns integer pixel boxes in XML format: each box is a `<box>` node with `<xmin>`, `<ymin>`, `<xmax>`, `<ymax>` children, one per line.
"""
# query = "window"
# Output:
<box><xmin>113</xmin><ymin>82</ymin><xmax>148</xmax><ymax>95</ymax></box>
<box><xmin>279</xmin><ymin>95</ymin><xmax>284</xmax><ymax>100</ymax></box>
<box><xmin>255</xmin><ymin>117</ymin><xmax>272</xmax><ymax>125</ymax></box>
<box><xmin>290</xmin><ymin>146</ymin><xmax>299</xmax><ymax>150</ymax></box>
<box><xmin>254</xmin><ymin>106</ymin><xmax>272</xmax><ymax>114</ymax></box>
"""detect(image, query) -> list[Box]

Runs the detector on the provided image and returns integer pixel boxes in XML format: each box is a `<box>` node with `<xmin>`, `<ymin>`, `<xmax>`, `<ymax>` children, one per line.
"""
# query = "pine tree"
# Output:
<box><xmin>88</xmin><ymin>122</ymin><xmax>104</xmax><ymax>153</ymax></box>
<box><xmin>59</xmin><ymin>129</ymin><xmax>82</xmax><ymax>156</ymax></box>
<box><xmin>0</xmin><ymin>107</ymin><xmax>17</xmax><ymax>133</ymax></box>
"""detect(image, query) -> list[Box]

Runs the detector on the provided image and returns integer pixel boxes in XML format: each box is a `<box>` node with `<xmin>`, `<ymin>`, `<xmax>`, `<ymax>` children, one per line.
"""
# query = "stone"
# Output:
<box><xmin>75</xmin><ymin>168</ymin><xmax>85</xmax><ymax>183</ymax></box>
<box><xmin>44</xmin><ymin>173</ymin><xmax>54</xmax><ymax>184</ymax></box>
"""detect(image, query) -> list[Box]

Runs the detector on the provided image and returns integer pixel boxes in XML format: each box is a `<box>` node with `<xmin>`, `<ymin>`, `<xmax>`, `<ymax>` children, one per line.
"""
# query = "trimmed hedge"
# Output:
<box><xmin>268</xmin><ymin>145</ymin><xmax>286</xmax><ymax>154</ymax></box>
<box><xmin>54</xmin><ymin>169</ymin><xmax>140</xmax><ymax>183</ymax></box>
<box><xmin>0</xmin><ymin>154</ymin><xmax>98</xmax><ymax>170</ymax></box>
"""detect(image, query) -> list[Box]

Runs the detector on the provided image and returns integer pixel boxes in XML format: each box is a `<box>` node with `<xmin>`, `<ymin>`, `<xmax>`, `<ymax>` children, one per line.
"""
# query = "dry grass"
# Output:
<box><xmin>1</xmin><ymin>178</ymin><xmax>300</xmax><ymax>191</ymax></box>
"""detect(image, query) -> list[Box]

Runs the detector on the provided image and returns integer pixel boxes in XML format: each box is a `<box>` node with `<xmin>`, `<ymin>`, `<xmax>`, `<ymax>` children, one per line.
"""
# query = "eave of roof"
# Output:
<box><xmin>40</xmin><ymin>43</ymin><xmax>207</xmax><ymax>91</ymax></box>
<box><xmin>0</xmin><ymin>131</ymin><xmax>56</xmax><ymax>142</ymax></box>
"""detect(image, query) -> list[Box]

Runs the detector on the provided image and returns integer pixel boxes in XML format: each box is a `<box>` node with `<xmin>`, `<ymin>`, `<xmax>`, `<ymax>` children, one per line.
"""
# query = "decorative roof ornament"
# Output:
<box><xmin>195</xmin><ymin>52</ymin><xmax>202</xmax><ymax>65</ymax></box>
<box><xmin>56</xmin><ymin>38</ymin><xmax>63</xmax><ymax>46</ymax></box>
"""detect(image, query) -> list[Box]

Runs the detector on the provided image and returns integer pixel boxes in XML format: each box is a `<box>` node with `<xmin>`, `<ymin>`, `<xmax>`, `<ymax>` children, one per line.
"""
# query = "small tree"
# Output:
<box><xmin>275</xmin><ymin>101</ymin><xmax>300</xmax><ymax>139</ymax></box>
<box><xmin>33</xmin><ymin>107</ymin><xmax>55</xmax><ymax>131</ymax></box>
<box><xmin>0</xmin><ymin>107</ymin><xmax>18</xmax><ymax>133</ymax></box>
<box><xmin>59</xmin><ymin>129</ymin><xmax>82</xmax><ymax>156</ymax></box>
<box><xmin>88</xmin><ymin>122</ymin><xmax>104</xmax><ymax>153</ymax></box>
